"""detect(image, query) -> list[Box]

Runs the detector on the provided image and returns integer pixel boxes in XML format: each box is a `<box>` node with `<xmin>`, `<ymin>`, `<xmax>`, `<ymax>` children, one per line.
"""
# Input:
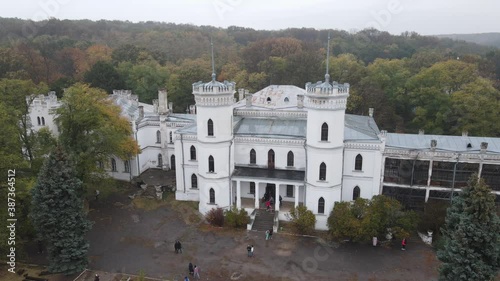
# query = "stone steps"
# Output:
<box><xmin>251</xmin><ymin>209</ymin><xmax>275</xmax><ymax>232</ymax></box>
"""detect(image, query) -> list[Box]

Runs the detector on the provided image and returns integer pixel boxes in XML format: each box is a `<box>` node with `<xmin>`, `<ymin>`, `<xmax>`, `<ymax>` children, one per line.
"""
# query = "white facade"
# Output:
<box><xmin>28</xmin><ymin>76</ymin><xmax>500</xmax><ymax>231</ymax></box>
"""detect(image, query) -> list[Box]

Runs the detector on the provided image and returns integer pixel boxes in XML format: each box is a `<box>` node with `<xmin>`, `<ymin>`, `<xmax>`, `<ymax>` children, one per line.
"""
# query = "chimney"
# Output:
<box><xmin>431</xmin><ymin>139</ymin><xmax>437</xmax><ymax>150</ymax></box>
<box><xmin>189</xmin><ymin>105</ymin><xmax>196</xmax><ymax>114</ymax></box>
<box><xmin>481</xmin><ymin>142</ymin><xmax>488</xmax><ymax>152</ymax></box>
<box><xmin>419</xmin><ymin>129</ymin><xmax>424</xmax><ymax>135</ymax></box>
<box><xmin>245</xmin><ymin>90</ymin><xmax>252</xmax><ymax>107</ymax></box>
<box><xmin>138</xmin><ymin>106</ymin><xmax>144</xmax><ymax>119</ymax></box>
<box><xmin>153</xmin><ymin>99</ymin><xmax>159</xmax><ymax>114</ymax></box>
<box><xmin>297</xmin><ymin>94</ymin><xmax>304</xmax><ymax>109</ymax></box>
<box><xmin>369</xmin><ymin>108</ymin><xmax>374</xmax><ymax>118</ymax></box>
<box><xmin>238</xmin><ymin>88</ymin><xmax>245</xmax><ymax>101</ymax></box>
<box><xmin>462</xmin><ymin>131</ymin><xmax>468</xmax><ymax>137</ymax></box>
<box><xmin>158</xmin><ymin>89</ymin><xmax>168</xmax><ymax>114</ymax></box>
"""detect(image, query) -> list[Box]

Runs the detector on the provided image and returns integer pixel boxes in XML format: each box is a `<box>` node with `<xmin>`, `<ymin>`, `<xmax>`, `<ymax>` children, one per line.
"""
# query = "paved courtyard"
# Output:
<box><xmin>79</xmin><ymin>171</ymin><xmax>440</xmax><ymax>281</ymax></box>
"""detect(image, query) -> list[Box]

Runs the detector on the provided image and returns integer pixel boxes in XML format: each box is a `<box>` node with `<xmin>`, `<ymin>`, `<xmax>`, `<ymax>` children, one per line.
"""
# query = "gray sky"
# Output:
<box><xmin>2</xmin><ymin>0</ymin><xmax>499</xmax><ymax>35</ymax></box>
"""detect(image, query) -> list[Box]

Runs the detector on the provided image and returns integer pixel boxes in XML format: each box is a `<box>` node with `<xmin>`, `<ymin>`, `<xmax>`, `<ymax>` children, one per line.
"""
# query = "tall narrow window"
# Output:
<box><xmin>124</xmin><ymin>160</ymin><xmax>130</xmax><ymax>173</ymax></box>
<box><xmin>158</xmin><ymin>154</ymin><xmax>163</xmax><ymax>167</ymax></box>
<box><xmin>353</xmin><ymin>186</ymin><xmax>360</xmax><ymax>200</ymax></box>
<box><xmin>208</xmin><ymin>155</ymin><xmax>214</xmax><ymax>172</ymax></box>
<box><xmin>111</xmin><ymin>158</ymin><xmax>117</xmax><ymax>172</ymax></box>
<box><xmin>318</xmin><ymin>197</ymin><xmax>325</xmax><ymax>214</ymax></box>
<box><xmin>319</xmin><ymin>162</ymin><xmax>326</xmax><ymax>180</ymax></box>
<box><xmin>355</xmin><ymin>154</ymin><xmax>363</xmax><ymax>171</ymax></box>
<box><xmin>98</xmin><ymin>161</ymin><xmax>104</xmax><ymax>169</ymax></box>
<box><xmin>268</xmin><ymin>149</ymin><xmax>275</xmax><ymax>170</ymax></box>
<box><xmin>250</xmin><ymin>149</ymin><xmax>256</xmax><ymax>164</ymax></box>
<box><xmin>37</xmin><ymin>117</ymin><xmax>41</xmax><ymax>125</ymax></box>
<box><xmin>209</xmin><ymin>188</ymin><xmax>215</xmax><ymax>204</ymax></box>
<box><xmin>250</xmin><ymin>182</ymin><xmax>255</xmax><ymax>194</ymax></box>
<box><xmin>170</xmin><ymin>155</ymin><xmax>176</xmax><ymax>170</ymax></box>
<box><xmin>169</xmin><ymin>131</ymin><xmax>173</xmax><ymax>143</ymax></box>
<box><xmin>207</xmin><ymin>119</ymin><xmax>214</xmax><ymax>136</ymax></box>
<box><xmin>321</xmin><ymin>123</ymin><xmax>328</xmax><ymax>141</ymax></box>
<box><xmin>156</xmin><ymin>130</ymin><xmax>161</xmax><ymax>143</ymax></box>
<box><xmin>191</xmin><ymin>174</ymin><xmax>198</xmax><ymax>189</ymax></box>
<box><xmin>190</xmin><ymin>145</ymin><xmax>197</xmax><ymax>160</ymax></box>
<box><xmin>287</xmin><ymin>151</ymin><xmax>294</xmax><ymax>167</ymax></box>
<box><xmin>286</xmin><ymin>185</ymin><xmax>294</xmax><ymax>197</ymax></box>
<box><xmin>41</xmin><ymin>117</ymin><xmax>45</xmax><ymax>126</ymax></box>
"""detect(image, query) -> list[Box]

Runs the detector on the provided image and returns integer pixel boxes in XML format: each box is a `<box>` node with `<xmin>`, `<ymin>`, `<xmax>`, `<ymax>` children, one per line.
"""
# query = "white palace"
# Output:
<box><xmin>28</xmin><ymin>61</ymin><xmax>500</xmax><ymax>231</ymax></box>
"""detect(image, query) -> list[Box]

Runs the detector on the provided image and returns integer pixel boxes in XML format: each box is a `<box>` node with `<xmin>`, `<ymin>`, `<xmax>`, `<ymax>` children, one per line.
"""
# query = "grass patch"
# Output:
<box><xmin>132</xmin><ymin>197</ymin><xmax>169</xmax><ymax>211</ymax></box>
<box><xmin>86</xmin><ymin>177</ymin><xmax>130</xmax><ymax>200</ymax></box>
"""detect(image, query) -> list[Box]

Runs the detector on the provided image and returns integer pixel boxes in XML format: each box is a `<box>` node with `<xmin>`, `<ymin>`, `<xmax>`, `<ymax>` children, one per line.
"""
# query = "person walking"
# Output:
<box><xmin>184</xmin><ymin>276</ymin><xmax>190</xmax><ymax>281</ymax></box>
<box><xmin>188</xmin><ymin>262</ymin><xmax>194</xmax><ymax>275</ymax></box>
<box><xmin>401</xmin><ymin>238</ymin><xmax>407</xmax><ymax>251</ymax></box>
<box><xmin>95</xmin><ymin>189</ymin><xmax>100</xmax><ymax>201</ymax></box>
<box><xmin>250</xmin><ymin>245</ymin><xmax>254</xmax><ymax>257</ymax></box>
<box><xmin>265</xmin><ymin>229</ymin><xmax>270</xmax><ymax>240</ymax></box>
<box><xmin>193</xmin><ymin>265</ymin><xmax>200</xmax><ymax>279</ymax></box>
<box><xmin>246</xmin><ymin>244</ymin><xmax>251</xmax><ymax>257</ymax></box>
<box><xmin>94</xmin><ymin>274</ymin><xmax>100</xmax><ymax>281</ymax></box>
<box><xmin>269</xmin><ymin>228</ymin><xmax>273</xmax><ymax>240</ymax></box>
<box><xmin>279</xmin><ymin>195</ymin><xmax>282</xmax><ymax>207</ymax></box>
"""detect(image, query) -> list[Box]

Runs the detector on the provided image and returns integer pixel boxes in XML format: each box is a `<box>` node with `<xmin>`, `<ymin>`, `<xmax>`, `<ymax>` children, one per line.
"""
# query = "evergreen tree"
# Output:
<box><xmin>30</xmin><ymin>147</ymin><xmax>92</xmax><ymax>274</ymax></box>
<box><xmin>437</xmin><ymin>175</ymin><xmax>500</xmax><ymax>281</ymax></box>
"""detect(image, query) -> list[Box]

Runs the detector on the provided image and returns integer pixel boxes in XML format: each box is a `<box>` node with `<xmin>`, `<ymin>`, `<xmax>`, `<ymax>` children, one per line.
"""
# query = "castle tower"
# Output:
<box><xmin>193</xmin><ymin>41</ymin><xmax>236</xmax><ymax>214</ymax></box>
<box><xmin>304</xmin><ymin>33</ymin><xmax>349</xmax><ymax>229</ymax></box>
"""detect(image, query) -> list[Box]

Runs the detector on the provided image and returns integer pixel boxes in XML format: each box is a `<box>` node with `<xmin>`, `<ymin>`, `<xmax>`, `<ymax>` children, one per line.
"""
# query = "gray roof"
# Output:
<box><xmin>386</xmin><ymin>133</ymin><xmax>500</xmax><ymax>154</ymax></box>
<box><xmin>234</xmin><ymin>85</ymin><xmax>305</xmax><ymax>110</ymax></box>
<box><xmin>344</xmin><ymin>114</ymin><xmax>380</xmax><ymax>141</ymax></box>
<box><xmin>234</xmin><ymin>118</ymin><xmax>307</xmax><ymax>139</ymax></box>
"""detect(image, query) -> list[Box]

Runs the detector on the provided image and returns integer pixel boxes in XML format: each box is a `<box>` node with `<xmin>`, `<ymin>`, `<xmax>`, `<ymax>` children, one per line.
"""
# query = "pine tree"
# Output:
<box><xmin>30</xmin><ymin>147</ymin><xmax>92</xmax><ymax>274</ymax></box>
<box><xmin>437</xmin><ymin>175</ymin><xmax>500</xmax><ymax>281</ymax></box>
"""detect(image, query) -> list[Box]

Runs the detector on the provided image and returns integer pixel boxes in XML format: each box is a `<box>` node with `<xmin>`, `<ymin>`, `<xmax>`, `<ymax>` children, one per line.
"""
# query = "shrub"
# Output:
<box><xmin>224</xmin><ymin>207</ymin><xmax>249</xmax><ymax>228</ymax></box>
<box><xmin>287</xmin><ymin>205</ymin><xmax>316</xmax><ymax>235</ymax></box>
<box><xmin>205</xmin><ymin>207</ymin><xmax>224</xmax><ymax>227</ymax></box>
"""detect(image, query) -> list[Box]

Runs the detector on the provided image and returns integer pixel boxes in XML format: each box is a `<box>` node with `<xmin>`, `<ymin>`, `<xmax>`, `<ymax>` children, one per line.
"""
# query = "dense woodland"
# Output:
<box><xmin>1</xmin><ymin>17</ymin><xmax>500</xmax><ymax>136</ymax></box>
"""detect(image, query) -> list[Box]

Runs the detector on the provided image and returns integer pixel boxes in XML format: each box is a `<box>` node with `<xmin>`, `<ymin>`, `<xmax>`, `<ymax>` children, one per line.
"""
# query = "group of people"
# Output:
<box><xmin>185</xmin><ymin>262</ymin><xmax>200</xmax><ymax>280</ymax></box>
<box><xmin>263</xmin><ymin>192</ymin><xmax>283</xmax><ymax>212</ymax></box>
<box><xmin>246</xmin><ymin>244</ymin><xmax>255</xmax><ymax>257</ymax></box>
<box><xmin>174</xmin><ymin>240</ymin><xmax>183</xmax><ymax>253</ymax></box>
<box><xmin>265</xmin><ymin>228</ymin><xmax>274</xmax><ymax>240</ymax></box>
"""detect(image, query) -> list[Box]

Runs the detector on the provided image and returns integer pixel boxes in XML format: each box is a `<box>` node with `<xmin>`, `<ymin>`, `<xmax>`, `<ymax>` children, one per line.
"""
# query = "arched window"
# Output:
<box><xmin>287</xmin><ymin>151</ymin><xmax>294</xmax><ymax>167</ymax></box>
<box><xmin>266</xmin><ymin>97</ymin><xmax>271</xmax><ymax>103</ymax></box>
<box><xmin>170</xmin><ymin>155</ymin><xmax>176</xmax><ymax>170</ymax></box>
<box><xmin>124</xmin><ymin>160</ymin><xmax>130</xmax><ymax>173</ymax></box>
<box><xmin>321</xmin><ymin>123</ymin><xmax>328</xmax><ymax>141</ymax></box>
<box><xmin>353</xmin><ymin>186</ymin><xmax>360</xmax><ymax>200</ymax></box>
<box><xmin>268</xmin><ymin>149</ymin><xmax>275</xmax><ymax>170</ymax></box>
<box><xmin>191</xmin><ymin>174</ymin><xmax>198</xmax><ymax>189</ymax></box>
<box><xmin>319</xmin><ymin>162</ymin><xmax>326</xmax><ymax>180</ymax></box>
<box><xmin>111</xmin><ymin>158</ymin><xmax>117</xmax><ymax>172</ymax></box>
<box><xmin>207</xmin><ymin>119</ymin><xmax>214</xmax><ymax>136</ymax></box>
<box><xmin>158</xmin><ymin>154</ymin><xmax>163</xmax><ymax>167</ymax></box>
<box><xmin>169</xmin><ymin>131</ymin><xmax>173</xmax><ymax>143</ymax></box>
<box><xmin>250</xmin><ymin>149</ymin><xmax>256</xmax><ymax>164</ymax></box>
<box><xmin>355</xmin><ymin>154</ymin><xmax>363</xmax><ymax>171</ymax></box>
<box><xmin>284</xmin><ymin>97</ymin><xmax>289</xmax><ymax>102</ymax></box>
<box><xmin>208</xmin><ymin>155</ymin><xmax>214</xmax><ymax>173</ymax></box>
<box><xmin>37</xmin><ymin>117</ymin><xmax>41</xmax><ymax>125</ymax></box>
<box><xmin>156</xmin><ymin>130</ymin><xmax>161</xmax><ymax>143</ymax></box>
<box><xmin>41</xmin><ymin>117</ymin><xmax>45</xmax><ymax>126</ymax></box>
<box><xmin>190</xmin><ymin>145</ymin><xmax>197</xmax><ymax>160</ymax></box>
<box><xmin>318</xmin><ymin>197</ymin><xmax>325</xmax><ymax>214</ymax></box>
<box><xmin>209</xmin><ymin>188</ymin><xmax>215</xmax><ymax>204</ymax></box>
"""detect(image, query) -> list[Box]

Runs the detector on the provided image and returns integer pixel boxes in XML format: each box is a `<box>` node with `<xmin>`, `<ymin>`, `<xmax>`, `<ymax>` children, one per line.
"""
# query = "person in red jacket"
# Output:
<box><xmin>401</xmin><ymin>238</ymin><xmax>407</xmax><ymax>251</ymax></box>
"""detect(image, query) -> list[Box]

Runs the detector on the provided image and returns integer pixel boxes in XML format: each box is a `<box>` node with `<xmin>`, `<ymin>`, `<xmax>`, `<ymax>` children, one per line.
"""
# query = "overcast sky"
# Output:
<box><xmin>2</xmin><ymin>0</ymin><xmax>499</xmax><ymax>35</ymax></box>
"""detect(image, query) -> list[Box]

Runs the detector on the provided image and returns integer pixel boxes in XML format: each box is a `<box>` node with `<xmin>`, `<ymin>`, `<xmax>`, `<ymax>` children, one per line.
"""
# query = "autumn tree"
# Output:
<box><xmin>55</xmin><ymin>83</ymin><xmax>140</xmax><ymax>183</ymax></box>
<box><xmin>30</xmin><ymin>147</ymin><xmax>92</xmax><ymax>274</ymax></box>
<box><xmin>287</xmin><ymin>205</ymin><xmax>316</xmax><ymax>235</ymax></box>
<box><xmin>437</xmin><ymin>176</ymin><xmax>500</xmax><ymax>281</ymax></box>
<box><xmin>118</xmin><ymin>60</ymin><xmax>168</xmax><ymax>103</ymax></box>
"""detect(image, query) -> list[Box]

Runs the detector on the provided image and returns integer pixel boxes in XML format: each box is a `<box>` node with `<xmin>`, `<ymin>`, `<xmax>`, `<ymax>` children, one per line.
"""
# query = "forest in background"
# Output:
<box><xmin>1</xmin><ymin>17</ymin><xmax>500</xmax><ymax>136</ymax></box>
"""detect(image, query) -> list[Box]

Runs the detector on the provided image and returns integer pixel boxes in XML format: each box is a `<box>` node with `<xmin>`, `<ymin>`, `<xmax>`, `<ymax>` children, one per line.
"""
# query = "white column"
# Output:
<box><xmin>294</xmin><ymin>185</ymin><xmax>299</xmax><ymax>208</ymax></box>
<box><xmin>425</xmin><ymin>188</ymin><xmax>430</xmax><ymax>203</ymax></box>
<box><xmin>275</xmin><ymin>184</ymin><xmax>280</xmax><ymax>212</ymax></box>
<box><xmin>236</xmin><ymin>180</ymin><xmax>241</xmax><ymax>209</ymax></box>
<box><xmin>254</xmin><ymin>182</ymin><xmax>260</xmax><ymax>209</ymax></box>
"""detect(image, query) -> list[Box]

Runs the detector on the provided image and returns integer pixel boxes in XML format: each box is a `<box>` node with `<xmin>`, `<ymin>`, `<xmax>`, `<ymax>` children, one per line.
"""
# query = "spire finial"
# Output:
<box><xmin>211</xmin><ymin>38</ymin><xmax>216</xmax><ymax>82</ymax></box>
<box><xmin>325</xmin><ymin>31</ymin><xmax>331</xmax><ymax>82</ymax></box>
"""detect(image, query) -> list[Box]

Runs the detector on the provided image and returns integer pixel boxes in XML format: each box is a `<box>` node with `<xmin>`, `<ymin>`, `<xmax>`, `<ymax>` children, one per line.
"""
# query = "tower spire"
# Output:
<box><xmin>211</xmin><ymin>38</ymin><xmax>216</xmax><ymax>82</ymax></box>
<box><xmin>325</xmin><ymin>31</ymin><xmax>331</xmax><ymax>82</ymax></box>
